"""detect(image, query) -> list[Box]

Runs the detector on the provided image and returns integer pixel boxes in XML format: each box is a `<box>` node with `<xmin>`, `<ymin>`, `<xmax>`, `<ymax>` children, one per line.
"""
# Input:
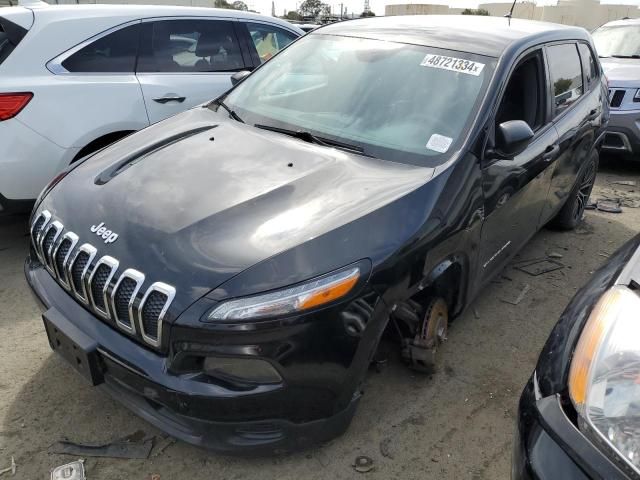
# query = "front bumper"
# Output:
<box><xmin>602</xmin><ymin>109</ymin><xmax>640</xmax><ymax>155</ymax></box>
<box><xmin>25</xmin><ymin>255</ymin><xmax>379</xmax><ymax>454</ymax></box>
<box><xmin>512</xmin><ymin>375</ymin><xmax>630</xmax><ymax>480</ymax></box>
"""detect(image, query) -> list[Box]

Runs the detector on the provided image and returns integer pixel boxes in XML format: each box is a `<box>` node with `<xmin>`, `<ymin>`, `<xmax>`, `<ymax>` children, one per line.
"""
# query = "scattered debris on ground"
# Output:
<box><xmin>151</xmin><ymin>436</ymin><xmax>176</xmax><ymax>458</ymax></box>
<box><xmin>499</xmin><ymin>284</ymin><xmax>531</xmax><ymax>306</ymax></box>
<box><xmin>379</xmin><ymin>438</ymin><xmax>394</xmax><ymax>459</ymax></box>
<box><xmin>610</xmin><ymin>180</ymin><xmax>636</xmax><ymax>186</ymax></box>
<box><xmin>596</xmin><ymin>199</ymin><xmax>623</xmax><ymax>213</ymax></box>
<box><xmin>49</xmin><ymin>432</ymin><xmax>153</xmax><ymax>460</ymax></box>
<box><xmin>0</xmin><ymin>457</ymin><xmax>15</xmax><ymax>477</ymax></box>
<box><xmin>591</xmin><ymin>179</ymin><xmax>640</xmax><ymax>208</ymax></box>
<box><xmin>353</xmin><ymin>455</ymin><xmax>374</xmax><ymax>473</ymax></box>
<box><xmin>50</xmin><ymin>460</ymin><xmax>85</xmax><ymax>480</ymax></box>
<box><xmin>547</xmin><ymin>251</ymin><xmax>563</xmax><ymax>259</ymax></box>
<box><xmin>514</xmin><ymin>258</ymin><xmax>564</xmax><ymax>276</ymax></box>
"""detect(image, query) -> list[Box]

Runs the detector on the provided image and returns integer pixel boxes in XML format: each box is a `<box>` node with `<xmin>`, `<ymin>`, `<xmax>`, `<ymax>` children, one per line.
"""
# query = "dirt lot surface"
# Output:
<box><xmin>1</xmin><ymin>156</ymin><xmax>639</xmax><ymax>480</ymax></box>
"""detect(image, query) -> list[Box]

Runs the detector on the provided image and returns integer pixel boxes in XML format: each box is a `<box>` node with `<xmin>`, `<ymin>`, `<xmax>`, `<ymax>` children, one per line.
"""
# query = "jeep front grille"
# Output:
<box><xmin>30</xmin><ymin>210</ymin><xmax>176</xmax><ymax>351</ymax></box>
<box><xmin>609</xmin><ymin>89</ymin><xmax>626</xmax><ymax>108</ymax></box>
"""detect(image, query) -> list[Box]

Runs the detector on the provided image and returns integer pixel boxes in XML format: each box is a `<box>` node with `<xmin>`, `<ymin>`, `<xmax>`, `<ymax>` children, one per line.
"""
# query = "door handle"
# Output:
<box><xmin>153</xmin><ymin>95</ymin><xmax>186</xmax><ymax>104</ymax></box>
<box><xmin>588</xmin><ymin>108</ymin><xmax>599</xmax><ymax>119</ymax></box>
<box><xmin>542</xmin><ymin>144</ymin><xmax>560</xmax><ymax>162</ymax></box>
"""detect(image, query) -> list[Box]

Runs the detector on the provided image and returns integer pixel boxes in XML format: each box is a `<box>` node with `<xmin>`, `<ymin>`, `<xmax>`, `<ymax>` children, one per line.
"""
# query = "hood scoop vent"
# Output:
<box><xmin>94</xmin><ymin>125</ymin><xmax>218</xmax><ymax>185</ymax></box>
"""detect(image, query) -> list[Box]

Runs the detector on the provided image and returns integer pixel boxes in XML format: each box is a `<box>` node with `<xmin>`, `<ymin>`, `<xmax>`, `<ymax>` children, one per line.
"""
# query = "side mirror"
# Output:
<box><xmin>231</xmin><ymin>70</ymin><xmax>251</xmax><ymax>86</ymax></box>
<box><xmin>496</xmin><ymin>120</ymin><xmax>535</xmax><ymax>157</ymax></box>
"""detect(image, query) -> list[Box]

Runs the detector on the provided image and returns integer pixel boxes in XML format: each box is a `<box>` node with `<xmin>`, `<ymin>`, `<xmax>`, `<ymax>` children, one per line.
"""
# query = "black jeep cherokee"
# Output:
<box><xmin>26</xmin><ymin>16</ymin><xmax>608</xmax><ymax>454</ymax></box>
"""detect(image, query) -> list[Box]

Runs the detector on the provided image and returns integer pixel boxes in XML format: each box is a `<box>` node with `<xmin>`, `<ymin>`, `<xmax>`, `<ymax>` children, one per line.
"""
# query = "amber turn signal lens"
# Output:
<box><xmin>569</xmin><ymin>286</ymin><xmax>631</xmax><ymax>407</ymax></box>
<box><xmin>299</xmin><ymin>273</ymin><xmax>360</xmax><ymax>310</ymax></box>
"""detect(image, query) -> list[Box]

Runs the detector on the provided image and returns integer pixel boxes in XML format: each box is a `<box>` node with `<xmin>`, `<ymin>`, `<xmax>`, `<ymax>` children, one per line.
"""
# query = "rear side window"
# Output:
<box><xmin>61</xmin><ymin>23</ymin><xmax>140</xmax><ymax>73</ymax></box>
<box><xmin>0</xmin><ymin>17</ymin><xmax>28</xmax><ymax>66</ymax></box>
<box><xmin>547</xmin><ymin>43</ymin><xmax>584</xmax><ymax>117</ymax></box>
<box><xmin>578</xmin><ymin>43</ymin><xmax>599</xmax><ymax>91</ymax></box>
<box><xmin>246</xmin><ymin>23</ymin><xmax>297</xmax><ymax>64</ymax></box>
<box><xmin>137</xmin><ymin>20</ymin><xmax>243</xmax><ymax>73</ymax></box>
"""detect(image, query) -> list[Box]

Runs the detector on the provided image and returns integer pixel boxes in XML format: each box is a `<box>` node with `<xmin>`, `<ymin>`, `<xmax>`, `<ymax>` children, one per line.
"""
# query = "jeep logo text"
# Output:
<box><xmin>90</xmin><ymin>222</ymin><xmax>119</xmax><ymax>244</ymax></box>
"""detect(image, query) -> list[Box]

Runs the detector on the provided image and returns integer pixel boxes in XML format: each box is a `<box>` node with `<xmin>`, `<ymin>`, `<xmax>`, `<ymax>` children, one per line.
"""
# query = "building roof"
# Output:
<box><xmin>316</xmin><ymin>15</ymin><xmax>590</xmax><ymax>57</ymax></box>
<box><xmin>0</xmin><ymin>3</ymin><xmax>301</xmax><ymax>32</ymax></box>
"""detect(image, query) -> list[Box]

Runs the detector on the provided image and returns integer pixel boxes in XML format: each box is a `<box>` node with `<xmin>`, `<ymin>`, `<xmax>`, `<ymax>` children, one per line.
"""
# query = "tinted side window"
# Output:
<box><xmin>496</xmin><ymin>52</ymin><xmax>544</xmax><ymax>132</ymax></box>
<box><xmin>547</xmin><ymin>43</ymin><xmax>584</xmax><ymax>117</ymax></box>
<box><xmin>62</xmin><ymin>24</ymin><xmax>140</xmax><ymax>73</ymax></box>
<box><xmin>246</xmin><ymin>23</ymin><xmax>297</xmax><ymax>63</ymax></box>
<box><xmin>0</xmin><ymin>17</ymin><xmax>28</xmax><ymax>66</ymax></box>
<box><xmin>578</xmin><ymin>43</ymin><xmax>598</xmax><ymax>90</ymax></box>
<box><xmin>137</xmin><ymin>20</ymin><xmax>243</xmax><ymax>73</ymax></box>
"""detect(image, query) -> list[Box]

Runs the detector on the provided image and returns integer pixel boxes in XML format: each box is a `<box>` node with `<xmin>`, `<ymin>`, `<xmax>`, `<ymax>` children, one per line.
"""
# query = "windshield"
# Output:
<box><xmin>221</xmin><ymin>34</ymin><xmax>495</xmax><ymax>166</ymax></box>
<box><xmin>593</xmin><ymin>25</ymin><xmax>640</xmax><ymax>58</ymax></box>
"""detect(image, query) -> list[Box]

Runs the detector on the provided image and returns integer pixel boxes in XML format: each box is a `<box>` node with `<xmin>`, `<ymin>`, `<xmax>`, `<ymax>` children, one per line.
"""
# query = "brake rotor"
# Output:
<box><xmin>419</xmin><ymin>297</ymin><xmax>448</xmax><ymax>349</ymax></box>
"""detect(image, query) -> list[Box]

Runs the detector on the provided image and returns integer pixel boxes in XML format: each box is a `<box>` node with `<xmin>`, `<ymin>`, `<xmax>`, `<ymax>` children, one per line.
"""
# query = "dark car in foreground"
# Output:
<box><xmin>513</xmin><ymin>234</ymin><xmax>640</xmax><ymax>479</ymax></box>
<box><xmin>26</xmin><ymin>15</ymin><xmax>607</xmax><ymax>454</ymax></box>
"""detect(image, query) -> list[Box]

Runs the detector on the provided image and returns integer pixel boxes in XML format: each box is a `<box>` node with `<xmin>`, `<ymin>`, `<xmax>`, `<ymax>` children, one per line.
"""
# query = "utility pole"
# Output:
<box><xmin>340</xmin><ymin>2</ymin><xmax>343</xmax><ymax>19</ymax></box>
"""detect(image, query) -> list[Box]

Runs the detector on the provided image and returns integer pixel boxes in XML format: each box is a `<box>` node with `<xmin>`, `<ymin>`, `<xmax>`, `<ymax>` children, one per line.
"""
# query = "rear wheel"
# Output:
<box><xmin>549</xmin><ymin>150</ymin><xmax>598</xmax><ymax>230</ymax></box>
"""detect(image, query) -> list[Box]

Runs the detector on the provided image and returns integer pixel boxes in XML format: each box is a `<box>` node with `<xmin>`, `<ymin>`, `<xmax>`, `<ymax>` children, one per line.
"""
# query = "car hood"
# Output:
<box><xmin>601</xmin><ymin>58</ymin><xmax>640</xmax><ymax>88</ymax></box>
<box><xmin>39</xmin><ymin>106</ymin><xmax>434</xmax><ymax>314</ymax></box>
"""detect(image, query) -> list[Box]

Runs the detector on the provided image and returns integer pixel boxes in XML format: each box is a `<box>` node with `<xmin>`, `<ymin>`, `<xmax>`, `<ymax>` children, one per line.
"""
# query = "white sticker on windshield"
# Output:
<box><xmin>420</xmin><ymin>54</ymin><xmax>485</xmax><ymax>76</ymax></box>
<box><xmin>426</xmin><ymin>134</ymin><xmax>453</xmax><ymax>153</ymax></box>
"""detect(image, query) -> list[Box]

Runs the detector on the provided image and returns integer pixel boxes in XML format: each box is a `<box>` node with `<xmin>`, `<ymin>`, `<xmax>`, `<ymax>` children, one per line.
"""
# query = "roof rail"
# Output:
<box><xmin>18</xmin><ymin>0</ymin><xmax>49</xmax><ymax>7</ymax></box>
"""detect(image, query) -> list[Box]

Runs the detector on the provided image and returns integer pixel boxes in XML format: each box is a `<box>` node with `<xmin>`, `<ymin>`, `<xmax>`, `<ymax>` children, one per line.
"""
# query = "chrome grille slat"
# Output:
<box><xmin>138</xmin><ymin>282</ymin><xmax>175</xmax><ymax>348</ymax></box>
<box><xmin>110</xmin><ymin>269</ymin><xmax>145</xmax><ymax>334</ymax></box>
<box><xmin>53</xmin><ymin>232</ymin><xmax>79</xmax><ymax>289</ymax></box>
<box><xmin>31</xmin><ymin>210</ymin><xmax>51</xmax><ymax>259</ymax></box>
<box><xmin>88</xmin><ymin>256</ymin><xmax>119</xmax><ymax>319</ymax></box>
<box><xmin>67</xmin><ymin>243</ymin><xmax>97</xmax><ymax>304</ymax></box>
<box><xmin>40</xmin><ymin>221</ymin><xmax>63</xmax><ymax>275</ymax></box>
<box><xmin>30</xmin><ymin>212</ymin><xmax>175</xmax><ymax>350</ymax></box>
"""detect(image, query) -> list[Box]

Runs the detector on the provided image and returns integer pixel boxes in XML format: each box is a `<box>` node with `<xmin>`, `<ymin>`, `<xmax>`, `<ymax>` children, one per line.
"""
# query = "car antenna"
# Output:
<box><xmin>504</xmin><ymin>0</ymin><xmax>517</xmax><ymax>25</ymax></box>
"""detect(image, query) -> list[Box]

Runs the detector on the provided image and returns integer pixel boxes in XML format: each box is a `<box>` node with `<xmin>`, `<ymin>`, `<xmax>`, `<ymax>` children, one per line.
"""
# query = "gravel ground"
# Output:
<box><xmin>1</xmin><ymin>155</ymin><xmax>639</xmax><ymax>480</ymax></box>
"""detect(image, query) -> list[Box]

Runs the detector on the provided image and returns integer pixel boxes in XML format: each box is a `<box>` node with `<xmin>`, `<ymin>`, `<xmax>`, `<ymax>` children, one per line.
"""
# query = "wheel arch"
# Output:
<box><xmin>72</xmin><ymin>130</ymin><xmax>136</xmax><ymax>163</ymax></box>
<box><xmin>418</xmin><ymin>253</ymin><xmax>469</xmax><ymax>318</ymax></box>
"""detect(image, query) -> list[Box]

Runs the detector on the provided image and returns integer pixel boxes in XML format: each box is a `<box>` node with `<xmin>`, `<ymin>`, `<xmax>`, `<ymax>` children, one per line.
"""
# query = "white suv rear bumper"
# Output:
<box><xmin>0</xmin><ymin>118</ymin><xmax>79</xmax><ymax>202</ymax></box>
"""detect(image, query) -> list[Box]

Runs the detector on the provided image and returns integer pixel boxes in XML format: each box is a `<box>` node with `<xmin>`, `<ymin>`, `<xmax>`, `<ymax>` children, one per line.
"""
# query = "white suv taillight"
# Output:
<box><xmin>0</xmin><ymin>92</ymin><xmax>33</xmax><ymax>121</ymax></box>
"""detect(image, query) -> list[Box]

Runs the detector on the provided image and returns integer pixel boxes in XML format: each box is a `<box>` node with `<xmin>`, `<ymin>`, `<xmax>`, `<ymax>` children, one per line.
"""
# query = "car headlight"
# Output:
<box><xmin>206</xmin><ymin>266</ymin><xmax>361</xmax><ymax>321</ymax></box>
<box><xmin>635</xmin><ymin>89</ymin><xmax>640</xmax><ymax>102</ymax></box>
<box><xmin>569</xmin><ymin>285</ymin><xmax>640</xmax><ymax>476</ymax></box>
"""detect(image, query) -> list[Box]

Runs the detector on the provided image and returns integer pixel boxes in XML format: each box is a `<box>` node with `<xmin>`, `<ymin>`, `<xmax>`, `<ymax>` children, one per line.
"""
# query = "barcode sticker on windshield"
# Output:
<box><xmin>426</xmin><ymin>134</ymin><xmax>453</xmax><ymax>153</ymax></box>
<box><xmin>420</xmin><ymin>54</ymin><xmax>485</xmax><ymax>76</ymax></box>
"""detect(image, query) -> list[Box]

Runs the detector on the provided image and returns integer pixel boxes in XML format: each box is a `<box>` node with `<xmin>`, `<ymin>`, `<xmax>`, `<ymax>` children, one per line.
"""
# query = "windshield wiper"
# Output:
<box><xmin>213</xmin><ymin>98</ymin><xmax>244</xmax><ymax>123</ymax></box>
<box><xmin>254</xmin><ymin>124</ymin><xmax>329</xmax><ymax>145</ymax></box>
<box><xmin>611</xmin><ymin>54</ymin><xmax>640</xmax><ymax>59</ymax></box>
<box><xmin>254</xmin><ymin>124</ymin><xmax>370</xmax><ymax>156</ymax></box>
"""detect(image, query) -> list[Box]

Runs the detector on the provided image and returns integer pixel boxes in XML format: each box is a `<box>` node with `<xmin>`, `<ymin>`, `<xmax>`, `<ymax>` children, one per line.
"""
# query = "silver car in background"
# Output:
<box><xmin>593</xmin><ymin>19</ymin><xmax>640</xmax><ymax>157</ymax></box>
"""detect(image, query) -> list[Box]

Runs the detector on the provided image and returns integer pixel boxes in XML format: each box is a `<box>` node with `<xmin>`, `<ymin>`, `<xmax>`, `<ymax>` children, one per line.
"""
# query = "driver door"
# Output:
<box><xmin>477</xmin><ymin>48</ymin><xmax>559</xmax><ymax>284</ymax></box>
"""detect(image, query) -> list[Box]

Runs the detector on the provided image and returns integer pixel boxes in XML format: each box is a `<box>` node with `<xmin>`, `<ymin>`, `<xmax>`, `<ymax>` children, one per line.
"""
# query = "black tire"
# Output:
<box><xmin>549</xmin><ymin>150</ymin><xmax>598</xmax><ymax>230</ymax></box>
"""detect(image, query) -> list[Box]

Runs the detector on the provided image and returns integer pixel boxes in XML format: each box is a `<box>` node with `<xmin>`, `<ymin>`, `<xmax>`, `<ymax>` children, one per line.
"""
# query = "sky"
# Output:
<box><xmin>248</xmin><ymin>0</ymin><xmax>640</xmax><ymax>16</ymax></box>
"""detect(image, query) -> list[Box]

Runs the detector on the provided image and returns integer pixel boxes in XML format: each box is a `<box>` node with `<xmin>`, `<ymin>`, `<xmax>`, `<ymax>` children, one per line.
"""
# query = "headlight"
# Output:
<box><xmin>569</xmin><ymin>285</ymin><xmax>640</xmax><ymax>475</ymax></box>
<box><xmin>206</xmin><ymin>266</ymin><xmax>361</xmax><ymax>321</ymax></box>
<box><xmin>635</xmin><ymin>89</ymin><xmax>640</xmax><ymax>102</ymax></box>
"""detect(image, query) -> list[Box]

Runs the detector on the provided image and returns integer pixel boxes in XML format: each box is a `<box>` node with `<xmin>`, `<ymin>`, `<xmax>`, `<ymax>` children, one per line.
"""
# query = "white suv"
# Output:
<box><xmin>0</xmin><ymin>3</ymin><xmax>302</xmax><ymax>212</ymax></box>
